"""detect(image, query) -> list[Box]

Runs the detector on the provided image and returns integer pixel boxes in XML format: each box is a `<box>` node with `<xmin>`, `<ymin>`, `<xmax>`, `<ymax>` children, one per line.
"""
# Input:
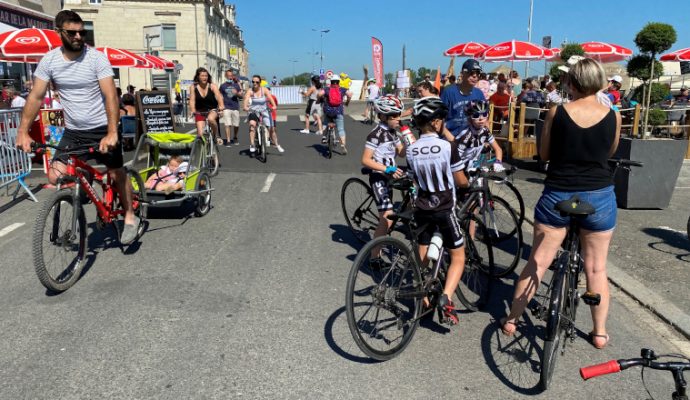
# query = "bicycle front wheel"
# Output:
<box><xmin>455</xmin><ymin>215</ymin><xmax>494</xmax><ymax>311</ymax></box>
<box><xmin>32</xmin><ymin>189</ymin><xmax>87</xmax><ymax>292</ymax></box>
<box><xmin>341</xmin><ymin>177</ymin><xmax>379</xmax><ymax>243</ymax></box>
<box><xmin>540</xmin><ymin>261</ymin><xmax>568</xmax><ymax>391</ymax></box>
<box><xmin>208</xmin><ymin>140</ymin><xmax>220</xmax><ymax>176</ymax></box>
<box><xmin>475</xmin><ymin>195</ymin><xmax>523</xmax><ymax>278</ymax></box>
<box><xmin>487</xmin><ymin>176</ymin><xmax>525</xmax><ymax>227</ymax></box>
<box><xmin>346</xmin><ymin>236</ymin><xmax>423</xmax><ymax>360</ymax></box>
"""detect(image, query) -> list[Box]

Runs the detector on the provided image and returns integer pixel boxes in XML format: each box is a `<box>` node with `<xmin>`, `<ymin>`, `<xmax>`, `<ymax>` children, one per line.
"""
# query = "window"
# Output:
<box><xmin>89</xmin><ymin>0</ymin><xmax>102</xmax><ymax>4</ymax></box>
<box><xmin>162</xmin><ymin>24</ymin><xmax>176</xmax><ymax>50</ymax></box>
<box><xmin>83</xmin><ymin>21</ymin><xmax>95</xmax><ymax>47</ymax></box>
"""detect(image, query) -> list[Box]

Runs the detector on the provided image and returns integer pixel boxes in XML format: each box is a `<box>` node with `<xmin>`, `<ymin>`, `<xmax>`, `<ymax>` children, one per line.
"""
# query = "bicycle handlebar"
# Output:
<box><xmin>32</xmin><ymin>142</ymin><xmax>96</xmax><ymax>156</ymax></box>
<box><xmin>581</xmin><ymin>350</ymin><xmax>690</xmax><ymax>381</ymax></box>
<box><xmin>580</xmin><ymin>360</ymin><xmax>621</xmax><ymax>380</ymax></box>
<box><xmin>608</xmin><ymin>158</ymin><xmax>644</xmax><ymax>168</ymax></box>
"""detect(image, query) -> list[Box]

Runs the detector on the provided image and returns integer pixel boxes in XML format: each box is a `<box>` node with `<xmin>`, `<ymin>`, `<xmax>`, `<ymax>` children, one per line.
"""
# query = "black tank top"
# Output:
<box><xmin>544</xmin><ymin>106</ymin><xmax>617</xmax><ymax>191</ymax></box>
<box><xmin>194</xmin><ymin>84</ymin><xmax>218</xmax><ymax>111</ymax></box>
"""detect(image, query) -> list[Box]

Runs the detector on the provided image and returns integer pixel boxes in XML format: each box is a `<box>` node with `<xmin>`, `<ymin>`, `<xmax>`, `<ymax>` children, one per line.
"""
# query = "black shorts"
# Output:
<box><xmin>305</xmin><ymin>99</ymin><xmax>314</xmax><ymax>115</ymax></box>
<box><xmin>369</xmin><ymin>173</ymin><xmax>394</xmax><ymax>212</ymax></box>
<box><xmin>53</xmin><ymin>126</ymin><xmax>124</xmax><ymax>169</ymax></box>
<box><xmin>416</xmin><ymin>208</ymin><xmax>464</xmax><ymax>249</ymax></box>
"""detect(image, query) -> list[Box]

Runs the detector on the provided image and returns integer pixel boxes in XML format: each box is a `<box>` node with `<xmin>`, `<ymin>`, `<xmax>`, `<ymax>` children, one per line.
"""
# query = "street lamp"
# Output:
<box><xmin>312</xmin><ymin>28</ymin><xmax>330</xmax><ymax>73</ymax></box>
<box><xmin>288</xmin><ymin>59</ymin><xmax>298</xmax><ymax>85</ymax></box>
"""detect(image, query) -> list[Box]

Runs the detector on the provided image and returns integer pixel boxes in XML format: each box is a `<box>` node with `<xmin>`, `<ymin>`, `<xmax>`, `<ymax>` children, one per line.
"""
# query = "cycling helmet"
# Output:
<box><xmin>464</xmin><ymin>100</ymin><xmax>490</xmax><ymax>116</ymax></box>
<box><xmin>412</xmin><ymin>96</ymin><xmax>448</xmax><ymax>123</ymax></box>
<box><xmin>330</xmin><ymin>75</ymin><xmax>340</xmax><ymax>82</ymax></box>
<box><xmin>374</xmin><ymin>94</ymin><xmax>404</xmax><ymax>115</ymax></box>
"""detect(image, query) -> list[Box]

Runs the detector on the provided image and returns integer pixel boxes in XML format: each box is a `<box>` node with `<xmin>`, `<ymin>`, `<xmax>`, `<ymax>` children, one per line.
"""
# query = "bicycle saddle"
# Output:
<box><xmin>555</xmin><ymin>195</ymin><xmax>595</xmax><ymax>217</ymax></box>
<box><xmin>386</xmin><ymin>209</ymin><xmax>415</xmax><ymax>222</ymax></box>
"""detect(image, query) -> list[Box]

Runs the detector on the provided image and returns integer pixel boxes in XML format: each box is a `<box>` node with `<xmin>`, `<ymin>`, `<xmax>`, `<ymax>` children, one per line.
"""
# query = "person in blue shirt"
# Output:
<box><xmin>441</xmin><ymin>59</ymin><xmax>486</xmax><ymax>137</ymax></box>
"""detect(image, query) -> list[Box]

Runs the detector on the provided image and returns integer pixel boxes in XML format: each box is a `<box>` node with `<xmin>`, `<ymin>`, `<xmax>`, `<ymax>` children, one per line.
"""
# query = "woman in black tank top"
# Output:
<box><xmin>501</xmin><ymin>59</ymin><xmax>621</xmax><ymax>350</ymax></box>
<box><xmin>189</xmin><ymin>67</ymin><xmax>225</xmax><ymax>139</ymax></box>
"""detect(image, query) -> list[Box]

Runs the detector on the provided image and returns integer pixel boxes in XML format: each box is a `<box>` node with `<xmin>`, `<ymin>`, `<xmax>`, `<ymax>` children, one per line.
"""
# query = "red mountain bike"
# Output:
<box><xmin>32</xmin><ymin>143</ymin><xmax>146</xmax><ymax>292</ymax></box>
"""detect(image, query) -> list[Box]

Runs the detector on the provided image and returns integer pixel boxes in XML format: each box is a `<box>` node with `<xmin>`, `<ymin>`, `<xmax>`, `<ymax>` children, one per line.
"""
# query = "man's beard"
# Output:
<box><xmin>61</xmin><ymin>37</ymin><xmax>84</xmax><ymax>52</ymax></box>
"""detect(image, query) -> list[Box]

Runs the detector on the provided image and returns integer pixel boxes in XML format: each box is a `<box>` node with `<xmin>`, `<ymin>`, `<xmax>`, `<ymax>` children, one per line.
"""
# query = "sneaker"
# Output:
<box><xmin>316</xmin><ymin>131</ymin><xmax>323</xmax><ymax>136</ymax></box>
<box><xmin>225</xmin><ymin>141</ymin><xmax>232</xmax><ymax>148</ymax></box>
<box><xmin>300</xmin><ymin>129</ymin><xmax>310</xmax><ymax>134</ymax></box>
<box><xmin>275</xmin><ymin>145</ymin><xmax>285</xmax><ymax>153</ymax></box>
<box><xmin>341</xmin><ymin>145</ymin><xmax>348</xmax><ymax>155</ymax></box>
<box><xmin>249</xmin><ymin>145</ymin><xmax>256</xmax><ymax>153</ymax></box>
<box><xmin>321</xmin><ymin>136</ymin><xmax>327</xmax><ymax>144</ymax></box>
<box><xmin>233</xmin><ymin>139</ymin><xmax>240</xmax><ymax>146</ymax></box>
<box><xmin>120</xmin><ymin>216</ymin><xmax>141</xmax><ymax>245</ymax></box>
<box><xmin>216</xmin><ymin>137</ymin><xmax>224</xmax><ymax>146</ymax></box>
<box><xmin>438</xmin><ymin>294</ymin><xmax>459</xmax><ymax>325</ymax></box>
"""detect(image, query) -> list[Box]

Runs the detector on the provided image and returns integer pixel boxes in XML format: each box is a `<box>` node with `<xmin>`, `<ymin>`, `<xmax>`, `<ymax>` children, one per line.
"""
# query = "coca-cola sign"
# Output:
<box><xmin>142</xmin><ymin>94</ymin><xmax>167</xmax><ymax>105</ymax></box>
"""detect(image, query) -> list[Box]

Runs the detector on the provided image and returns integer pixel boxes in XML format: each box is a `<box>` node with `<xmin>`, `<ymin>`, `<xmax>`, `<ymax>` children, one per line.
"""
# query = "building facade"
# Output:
<box><xmin>62</xmin><ymin>0</ymin><xmax>248</xmax><ymax>92</ymax></box>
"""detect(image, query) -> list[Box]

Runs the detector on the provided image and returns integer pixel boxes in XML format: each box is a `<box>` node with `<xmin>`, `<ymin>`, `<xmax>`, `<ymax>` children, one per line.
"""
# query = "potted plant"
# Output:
<box><xmin>613</xmin><ymin>22</ymin><xmax>685</xmax><ymax>209</ymax></box>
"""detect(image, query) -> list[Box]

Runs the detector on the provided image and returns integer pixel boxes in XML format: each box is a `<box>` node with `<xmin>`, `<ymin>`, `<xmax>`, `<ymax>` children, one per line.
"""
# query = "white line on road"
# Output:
<box><xmin>659</xmin><ymin>226</ymin><xmax>685</xmax><ymax>235</ymax></box>
<box><xmin>260</xmin><ymin>173</ymin><xmax>276</xmax><ymax>193</ymax></box>
<box><xmin>675</xmin><ymin>186</ymin><xmax>690</xmax><ymax>189</ymax></box>
<box><xmin>0</xmin><ymin>222</ymin><xmax>25</xmax><ymax>238</ymax></box>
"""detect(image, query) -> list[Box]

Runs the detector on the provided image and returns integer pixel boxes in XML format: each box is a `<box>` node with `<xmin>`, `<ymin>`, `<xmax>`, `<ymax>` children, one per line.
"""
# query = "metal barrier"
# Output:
<box><xmin>0</xmin><ymin>109</ymin><xmax>36</xmax><ymax>202</ymax></box>
<box><xmin>270</xmin><ymin>85</ymin><xmax>306</xmax><ymax>105</ymax></box>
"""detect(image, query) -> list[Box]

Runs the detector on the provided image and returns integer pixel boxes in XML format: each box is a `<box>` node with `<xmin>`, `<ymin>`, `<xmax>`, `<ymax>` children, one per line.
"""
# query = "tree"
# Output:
<box><xmin>626</xmin><ymin>55</ymin><xmax>663</xmax><ymax>82</ymax></box>
<box><xmin>384</xmin><ymin>72</ymin><xmax>395</xmax><ymax>94</ymax></box>
<box><xmin>417</xmin><ymin>67</ymin><xmax>432</xmax><ymax>81</ymax></box>
<box><xmin>632</xmin><ymin>22</ymin><xmax>677</xmax><ymax>134</ymax></box>
<box><xmin>549</xmin><ymin>63</ymin><xmax>565</xmax><ymax>82</ymax></box>
<box><xmin>283</xmin><ymin>72</ymin><xmax>311</xmax><ymax>86</ymax></box>
<box><xmin>559</xmin><ymin>43</ymin><xmax>585</xmax><ymax>63</ymax></box>
<box><xmin>631</xmin><ymin>82</ymin><xmax>669</xmax><ymax>105</ymax></box>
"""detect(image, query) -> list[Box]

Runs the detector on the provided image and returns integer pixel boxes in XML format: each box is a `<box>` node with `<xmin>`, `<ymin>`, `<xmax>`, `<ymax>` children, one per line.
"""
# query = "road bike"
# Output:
<box><xmin>345</xmin><ymin>208</ymin><xmax>494</xmax><ymax>360</ymax></box>
<box><xmin>531</xmin><ymin>158</ymin><xmax>642</xmax><ymax>391</ymax></box>
<box><xmin>341</xmin><ymin>168</ymin><xmax>414</xmax><ymax>243</ymax></box>
<box><xmin>31</xmin><ymin>143</ymin><xmax>146</xmax><ymax>293</ymax></box>
<box><xmin>581</xmin><ymin>348</ymin><xmax>690</xmax><ymax>400</ymax></box>
<box><xmin>193</xmin><ymin>110</ymin><xmax>221</xmax><ymax>176</ymax></box>
<box><xmin>323</xmin><ymin>116</ymin><xmax>340</xmax><ymax>158</ymax></box>
<box><xmin>487</xmin><ymin>166</ymin><xmax>525</xmax><ymax>228</ymax></box>
<box><xmin>248</xmin><ymin>110</ymin><xmax>269</xmax><ymax>163</ymax></box>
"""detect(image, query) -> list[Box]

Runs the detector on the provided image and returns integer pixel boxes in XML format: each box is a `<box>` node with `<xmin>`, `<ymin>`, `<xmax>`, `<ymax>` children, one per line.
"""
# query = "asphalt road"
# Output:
<box><xmin>0</xmin><ymin>115</ymin><xmax>688</xmax><ymax>399</ymax></box>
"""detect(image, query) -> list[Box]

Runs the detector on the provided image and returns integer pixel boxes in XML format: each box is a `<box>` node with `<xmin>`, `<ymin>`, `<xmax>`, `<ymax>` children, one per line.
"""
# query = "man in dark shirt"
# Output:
<box><xmin>219</xmin><ymin>69</ymin><xmax>243</xmax><ymax>146</ymax></box>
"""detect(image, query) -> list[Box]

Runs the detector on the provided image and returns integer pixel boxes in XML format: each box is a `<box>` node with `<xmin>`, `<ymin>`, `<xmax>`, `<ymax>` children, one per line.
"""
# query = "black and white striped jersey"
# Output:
<box><xmin>406</xmin><ymin>133</ymin><xmax>463</xmax><ymax>211</ymax></box>
<box><xmin>365</xmin><ymin>123</ymin><xmax>401</xmax><ymax>169</ymax></box>
<box><xmin>455</xmin><ymin>125</ymin><xmax>495</xmax><ymax>172</ymax></box>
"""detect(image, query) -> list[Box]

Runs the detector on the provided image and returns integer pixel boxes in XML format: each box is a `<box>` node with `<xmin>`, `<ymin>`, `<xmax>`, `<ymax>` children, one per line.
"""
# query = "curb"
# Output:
<box><xmin>522</xmin><ymin>204</ymin><xmax>690</xmax><ymax>340</ymax></box>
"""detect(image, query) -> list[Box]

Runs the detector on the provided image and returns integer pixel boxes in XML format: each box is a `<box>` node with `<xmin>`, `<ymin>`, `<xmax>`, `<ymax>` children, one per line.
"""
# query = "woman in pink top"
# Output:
<box><xmin>476</xmin><ymin>72</ymin><xmax>491</xmax><ymax>100</ymax></box>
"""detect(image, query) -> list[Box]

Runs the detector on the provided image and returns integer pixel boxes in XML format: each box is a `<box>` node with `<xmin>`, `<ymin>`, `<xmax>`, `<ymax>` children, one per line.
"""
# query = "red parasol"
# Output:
<box><xmin>443</xmin><ymin>42</ymin><xmax>489</xmax><ymax>57</ymax></box>
<box><xmin>96</xmin><ymin>46</ymin><xmax>150</xmax><ymax>68</ymax></box>
<box><xmin>141</xmin><ymin>53</ymin><xmax>175</xmax><ymax>69</ymax></box>
<box><xmin>478</xmin><ymin>40</ymin><xmax>549</xmax><ymax>61</ymax></box>
<box><xmin>660</xmin><ymin>47</ymin><xmax>690</xmax><ymax>62</ymax></box>
<box><xmin>580</xmin><ymin>42</ymin><xmax>632</xmax><ymax>63</ymax></box>
<box><xmin>545</xmin><ymin>48</ymin><xmax>561</xmax><ymax>61</ymax></box>
<box><xmin>0</xmin><ymin>28</ymin><xmax>62</xmax><ymax>59</ymax></box>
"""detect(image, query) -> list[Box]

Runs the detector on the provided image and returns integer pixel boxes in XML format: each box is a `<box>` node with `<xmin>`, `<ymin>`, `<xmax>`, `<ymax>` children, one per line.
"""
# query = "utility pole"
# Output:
<box><xmin>288</xmin><ymin>59</ymin><xmax>298</xmax><ymax>85</ymax></box>
<box><xmin>402</xmin><ymin>44</ymin><xmax>406</xmax><ymax>71</ymax></box>
<box><xmin>525</xmin><ymin>0</ymin><xmax>534</xmax><ymax>78</ymax></box>
<box><xmin>312</xmin><ymin>28</ymin><xmax>330</xmax><ymax>72</ymax></box>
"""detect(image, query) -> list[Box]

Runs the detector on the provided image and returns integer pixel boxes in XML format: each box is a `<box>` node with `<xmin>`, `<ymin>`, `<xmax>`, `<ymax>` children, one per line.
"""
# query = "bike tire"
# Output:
<box><xmin>194</xmin><ymin>171</ymin><xmax>212</xmax><ymax>217</ymax></box>
<box><xmin>455</xmin><ymin>214</ymin><xmax>494</xmax><ymax>311</ymax></box>
<box><xmin>345</xmin><ymin>236</ymin><xmax>422</xmax><ymax>360</ymax></box>
<box><xmin>539</xmin><ymin>256</ymin><xmax>568</xmax><ymax>391</ymax></box>
<box><xmin>326</xmin><ymin>127</ymin><xmax>333</xmax><ymax>159</ymax></box>
<box><xmin>341</xmin><ymin>177</ymin><xmax>379</xmax><ymax>243</ymax></box>
<box><xmin>32</xmin><ymin>189</ymin><xmax>87</xmax><ymax>293</ymax></box>
<box><xmin>487</xmin><ymin>176</ymin><xmax>525</xmax><ymax>227</ymax></box>
<box><xmin>208</xmin><ymin>141</ymin><xmax>220</xmax><ymax>176</ymax></box>
<box><xmin>474</xmin><ymin>195</ymin><xmax>523</xmax><ymax>278</ymax></box>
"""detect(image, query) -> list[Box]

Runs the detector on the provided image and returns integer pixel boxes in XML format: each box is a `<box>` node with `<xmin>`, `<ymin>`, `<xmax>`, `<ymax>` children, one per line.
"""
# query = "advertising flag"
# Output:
<box><xmin>371</xmin><ymin>37</ymin><xmax>384</xmax><ymax>88</ymax></box>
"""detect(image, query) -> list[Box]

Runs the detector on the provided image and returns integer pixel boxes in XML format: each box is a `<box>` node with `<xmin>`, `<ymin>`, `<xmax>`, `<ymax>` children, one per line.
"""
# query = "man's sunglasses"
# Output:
<box><xmin>471</xmin><ymin>111</ymin><xmax>489</xmax><ymax>119</ymax></box>
<box><xmin>59</xmin><ymin>29</ymin><xmax>88</xmax><ymax>37</ymax></box>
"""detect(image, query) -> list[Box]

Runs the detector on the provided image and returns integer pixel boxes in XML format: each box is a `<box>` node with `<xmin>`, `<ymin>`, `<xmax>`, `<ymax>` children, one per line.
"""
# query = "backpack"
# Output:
<box><xmin>328</xmin><ymin>85</ymin><xmax>342</xmax><ymax>107</ymax></box>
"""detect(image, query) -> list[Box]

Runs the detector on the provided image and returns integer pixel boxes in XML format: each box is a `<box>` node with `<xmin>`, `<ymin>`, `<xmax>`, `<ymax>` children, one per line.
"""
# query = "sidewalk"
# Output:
<box><xmin>509</xmin><ymin>160</ymin><xmax>690</xmax><ymax>339</ymax></box>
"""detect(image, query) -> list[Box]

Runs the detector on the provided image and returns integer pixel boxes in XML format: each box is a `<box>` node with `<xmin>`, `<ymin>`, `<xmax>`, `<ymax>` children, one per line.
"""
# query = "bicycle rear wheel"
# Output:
<box><xmin>346</xmin><ymin>236</ymin><xmax>423</xmax><ymax>360</ymax></box>
<box><xmin>32</xmin><ymin>189</ymin><xmax>87</xmax><ymax>293</ymax></box>
<box><xmin>487</xmin><ymin>176</ymin><xmax>525</xmax><ymax>227</ymax></box>
<box><xmin>341</xmin><ymin>177</ymin><xmax>379</xmax><ymax>243</ymax></box>
<box><xmin>455</xmin><ymin>215</ymin><xmax>494</xmax><ymax>311</ymax></box>
<box><xmin>475</xmin><ymin>195</ymin><xmax>523</xmax><ymax>278</ymax></box>
<box><xmin>540</xmin><ymin>256</ymin><xmax>568</xmax><ymax>391</ymax></box>
<box><xmin>326</xmin><ymin>126</ymin><xmax>334</xmax><ymax>159</ymax></box>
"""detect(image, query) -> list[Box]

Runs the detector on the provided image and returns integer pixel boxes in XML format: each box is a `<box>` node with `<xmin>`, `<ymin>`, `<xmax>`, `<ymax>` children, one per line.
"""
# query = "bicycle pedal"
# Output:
<box><xmin>580</xmin><ymin>291</ymin><xmax>601</xmax><ymax>306</ymax></box>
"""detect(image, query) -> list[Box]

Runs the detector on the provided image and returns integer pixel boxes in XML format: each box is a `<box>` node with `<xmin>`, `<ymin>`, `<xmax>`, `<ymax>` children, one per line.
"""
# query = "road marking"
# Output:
<box><xmin>275</xmin><ymin>115</ymin><xmax>287</xmax><ymax>122</ymax></box>
<box><xmin>675</xmin><ymin>186</ymin><xmax>690</xmax><ymax>189</ymax></box>
<box><xmin>0</xmin><ymin>222</ymin><xmax>24</xmax><ymax>238</ymax></box>
<box><xmin>260</xmin><ymin>173</ymin><xmax>276</xmax><ymax>193</ymax></box>
<box><xmin>659</xmin><ymin>226</ymin><xmax>685</xmax><ymax>235</ymax></box>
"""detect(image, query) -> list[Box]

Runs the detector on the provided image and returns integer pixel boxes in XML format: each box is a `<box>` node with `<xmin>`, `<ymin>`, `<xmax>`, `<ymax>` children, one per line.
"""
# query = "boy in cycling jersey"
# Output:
<box><xmin>455</xmin><ymin>101</ymin><xmax>504</xmax><ymax>177</ymax></box>
<box><xmin>406</xmin><ymin>97</ymin><xmax>470</xmax><ymax>325</ymax></box>
<box><xmin>361</xmin><ymin>95</ymin><xmax>406</xmax><ymax>269</ymax></box>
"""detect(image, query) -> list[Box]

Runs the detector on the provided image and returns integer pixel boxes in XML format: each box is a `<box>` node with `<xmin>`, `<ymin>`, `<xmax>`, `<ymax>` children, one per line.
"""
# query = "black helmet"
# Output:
<box><xmin>464</xmin><ymin>100</ymin><xmax>490</xmax><ymax>116</ymax></box>
<box><xmin>412</xmin><ymin>96</ymin><xmax>448</xmax><ymax>124</ymax></box>
<box><xmin>462</xmin><ymin>58</ymin><xmax>482</xmax><ymax>73</ymax></box>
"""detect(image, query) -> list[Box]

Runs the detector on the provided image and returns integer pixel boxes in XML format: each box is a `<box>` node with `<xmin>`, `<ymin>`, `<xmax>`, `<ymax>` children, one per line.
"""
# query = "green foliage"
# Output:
<box><xmin>417</xmin><ymin>67</ymin><xmax>433</xmax><ymax>81</ymax></box>
<box><xmin>549</xmin><ymin>63</ymin><xmax>565</xmax><ymax>82</ymax></box>
<box><xmin>384</xmin><ymin>72</ymin><xmax>395</xmax><ymax>93</ymax></box>
<box><xmin>634</xmin><ymin>22</ymin><xmax>677</xmax><ymax>55</ymax></box>
<box><xmin>632</xmin><ymin>82</ymin><xmax>670</xmax><ymax>105</ymax></box>
<box><xmin>647</xmin><ymin>108</ymin><xmax>667</xmax><ymax>126</ymax></box>
<box><xmin>283</xmin><ymin>72</ymin><xmax>311</xmax><ymax>86</ymax></box>
<box><xmin>559</xmin><ymin>43</ymin><xmax>585</xmax><ymax>62</ymax></box>
<box><xmin>627</xmin><ymin>55</ymin><xmax>663</xmax><ymax>82</ymax></box>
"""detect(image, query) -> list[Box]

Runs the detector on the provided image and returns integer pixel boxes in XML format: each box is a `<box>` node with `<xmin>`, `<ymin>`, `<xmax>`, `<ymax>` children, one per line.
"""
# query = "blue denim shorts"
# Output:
<box><xmin>534</xmin><ymin>185</ymin><xmax>617</xmax><ymax>232</ymax></box>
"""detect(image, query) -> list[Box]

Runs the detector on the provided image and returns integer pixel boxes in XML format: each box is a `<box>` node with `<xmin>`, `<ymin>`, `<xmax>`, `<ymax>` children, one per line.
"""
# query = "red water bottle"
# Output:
<box><xmin>398</xmin><ymin>125</ymin><xmax>416</xmax><ymax>146</ymax></box>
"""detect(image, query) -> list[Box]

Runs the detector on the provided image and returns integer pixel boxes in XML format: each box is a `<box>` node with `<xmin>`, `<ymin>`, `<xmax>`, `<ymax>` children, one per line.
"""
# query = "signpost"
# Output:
<box><xmin>135</xmin><ymin>91</ymin><xmax>176</xmax><ymax>138</ymax></box>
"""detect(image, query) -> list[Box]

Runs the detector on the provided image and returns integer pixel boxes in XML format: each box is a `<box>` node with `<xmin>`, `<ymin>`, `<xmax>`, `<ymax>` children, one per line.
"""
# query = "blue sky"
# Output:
<box><xmin>234</xmin><ymin>0</ymin><xmax>690</xmax><ymax>80</ymax></box>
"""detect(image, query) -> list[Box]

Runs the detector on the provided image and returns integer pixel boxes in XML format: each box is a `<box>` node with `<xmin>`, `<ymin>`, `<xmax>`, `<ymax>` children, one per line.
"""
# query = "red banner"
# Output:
<box><xmin>371</xmin><ymin>37</ymin><xmax>384</xmax><ymax>88</ymax></box>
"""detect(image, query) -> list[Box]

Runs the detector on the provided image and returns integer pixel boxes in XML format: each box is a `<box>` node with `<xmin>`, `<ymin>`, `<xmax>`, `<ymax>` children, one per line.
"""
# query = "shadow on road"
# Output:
<box><xmin>323</xmin><ymin>306</ymin><xmax>381</xmax><ymax>364</ymax></box>
<box><xmin>0</xmin><ymin>184</ymin><xmax>45</xmax><ymax>215</ymax></box>
<box><xmin>643</xmin><ymin>227</ymin><xmax>690</xmax><ymax>261</ymax></box>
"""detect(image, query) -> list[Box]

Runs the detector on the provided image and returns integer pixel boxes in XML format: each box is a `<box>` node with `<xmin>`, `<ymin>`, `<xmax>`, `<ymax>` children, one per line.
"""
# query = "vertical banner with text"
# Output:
<box><xmin>371</xmin><ymin>37</ymin><xmax>384</xmax><ymax>88</ymax></box>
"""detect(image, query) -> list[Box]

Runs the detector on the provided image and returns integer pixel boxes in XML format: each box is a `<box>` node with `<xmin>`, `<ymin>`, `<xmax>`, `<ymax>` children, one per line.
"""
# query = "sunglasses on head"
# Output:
<box><xmin>59</xmin><ymin>29</ymin><xmax>88</xmax><ymax>37</ymax></box>
<box><xmin>471</xmin><ymin>111</ymin><xmax>488</xmax><ymax>119</ymax></box>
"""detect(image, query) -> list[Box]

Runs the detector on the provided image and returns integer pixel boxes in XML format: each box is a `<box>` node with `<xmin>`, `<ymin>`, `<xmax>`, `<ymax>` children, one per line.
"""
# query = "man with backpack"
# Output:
<box><xmin>320</xmin><ymin>75</ymin><xmax>352</xmax><ymax>155</ymax></box>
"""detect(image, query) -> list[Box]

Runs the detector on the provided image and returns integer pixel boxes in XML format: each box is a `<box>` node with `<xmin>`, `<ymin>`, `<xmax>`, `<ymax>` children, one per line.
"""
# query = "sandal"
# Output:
<box><xmin>589</xmin><ymin>332</ymin><xmax>610</xmax><ymax>349</ymax></box>
<box><xmin>499</xmin><ymin>317</ymin><xmax>518</xmax><ymax>337</ymax></box>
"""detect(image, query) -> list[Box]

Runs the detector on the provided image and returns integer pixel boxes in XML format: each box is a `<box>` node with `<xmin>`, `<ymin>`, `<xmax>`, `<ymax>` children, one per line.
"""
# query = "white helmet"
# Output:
<box><xmin>374</xmin><ymin>94</ymin><xmax>404</xmax><ymax>115</ymax></box>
